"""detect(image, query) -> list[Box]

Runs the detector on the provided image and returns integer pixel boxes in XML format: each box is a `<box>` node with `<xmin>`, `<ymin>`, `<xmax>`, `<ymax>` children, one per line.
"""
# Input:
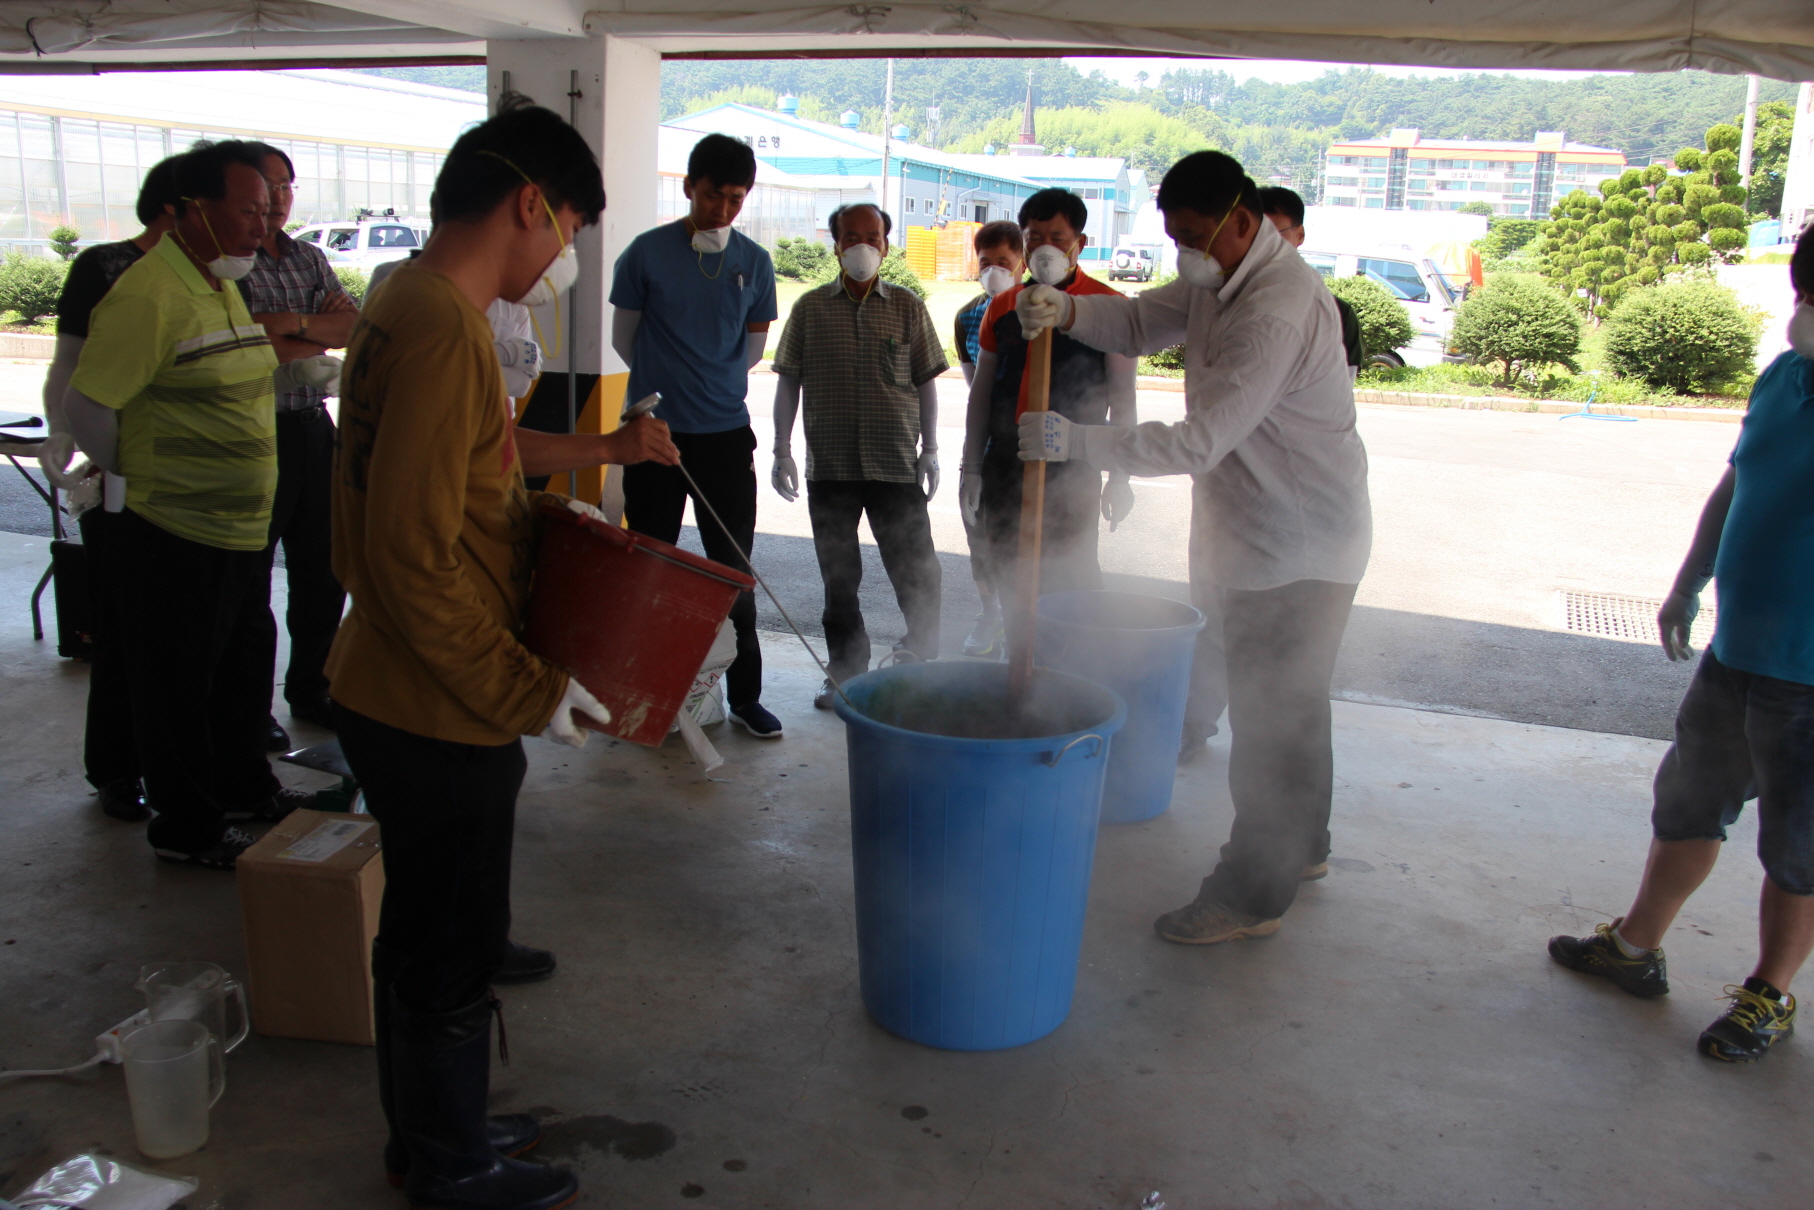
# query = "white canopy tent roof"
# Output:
<box><xmin>0</xmin><ymin>0</ymin><xmax>1809</xmax><ymax>80</ymax></box>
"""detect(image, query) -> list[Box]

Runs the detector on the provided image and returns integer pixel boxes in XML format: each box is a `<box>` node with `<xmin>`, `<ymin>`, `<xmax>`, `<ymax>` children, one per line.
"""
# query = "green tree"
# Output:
<box><xmin>878</xmin><ymin>248</ymin><xmax>926</xmax><ymax>300</ymax></box>
<box><xmin>0</xmin><ymin>251</ymin><xmax>68</xmax><ymax>323</ymax></box>
<box><xmin>1449</xmin><ymin>275</ymin><xmax>1583</xmax><ymax>387</ymax></box>
<box><xmin>334</xmin><ymin>266</ymin><xmax>369</xmax><ymax>305</ymax></box>
<box><xmin>1738</xmin><ymin>100</ymin><xmax>1795</xmax><ymax>216</ymax></box>
<box><xmin>1603</xmin><ymin>279</ymin><xmax>1758</xmax><ymax>393</ymax></box>
<box><xmin>47</xmin><ymin>225</ymin><xmax>80</xmax><ymax>261</ymax></box>
<box><xmin>772</xmin><ymin>236</ymin><xmax>834</xmax><ymax>282</ymax></box>
<box><xmin>1457</xmin><ymin>201</ymin><xmax>1495</xmax><ymax>217</ymax></box>
<box><xmin>1327</xmin><ymin>276</ymin><xmax>1412</xmax><ymax>362</ymax></box>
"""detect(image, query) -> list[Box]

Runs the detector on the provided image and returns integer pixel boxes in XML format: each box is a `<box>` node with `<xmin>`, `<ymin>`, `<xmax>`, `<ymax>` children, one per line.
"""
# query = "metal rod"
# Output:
<box><xmin>566</xmin><ymin>68</ymin><xmax>581</xmax><ymax>483</ymax></box>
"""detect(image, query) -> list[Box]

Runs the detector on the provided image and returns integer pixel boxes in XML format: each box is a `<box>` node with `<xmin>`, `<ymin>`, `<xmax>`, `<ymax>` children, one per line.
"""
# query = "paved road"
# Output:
<box><xmin>1</xmin><ymin>360</ymin><xmax>1742</xmax><ymax>740</ymax></box>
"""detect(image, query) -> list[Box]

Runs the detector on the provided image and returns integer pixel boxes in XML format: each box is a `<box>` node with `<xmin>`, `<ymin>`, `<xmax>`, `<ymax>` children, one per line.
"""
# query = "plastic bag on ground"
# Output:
<box><xmin>10</xmin><ymin>1154</ymin><xmax>197</xmax><ymax>1210</ymax></box>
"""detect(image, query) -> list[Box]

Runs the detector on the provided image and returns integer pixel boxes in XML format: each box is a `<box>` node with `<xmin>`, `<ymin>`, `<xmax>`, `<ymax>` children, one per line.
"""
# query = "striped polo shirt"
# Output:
<box><xmin>71</xmin><ymin>233</ymin><xmax>278</xmax><ymax>551</ymax></box>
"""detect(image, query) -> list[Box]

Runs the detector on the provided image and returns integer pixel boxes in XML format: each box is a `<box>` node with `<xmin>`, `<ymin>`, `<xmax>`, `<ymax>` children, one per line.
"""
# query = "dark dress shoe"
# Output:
<box><xmin>266</xmin><ymin>716</ymin><xmax>292</xmax><ymax>752</ymax></box>
<box><xmin>287</xmin><ymin>694</ymin><xmax>336</xmax><ymax>730</ymax></box>
<box><xmin>492</xmin><ymin>941</ymin><xmax>557</xmax><ymax>985</ymax></box>
<box><xmin>98</xmin><ymin>777</ymin><xmax>150</xmax><ymax>822</ymax></box>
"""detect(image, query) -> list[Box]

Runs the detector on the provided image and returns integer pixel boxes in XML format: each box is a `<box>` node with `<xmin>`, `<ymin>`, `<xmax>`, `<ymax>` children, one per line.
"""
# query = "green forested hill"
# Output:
<box><xmin>358</xmin><ymin>60</ymin><xmax>1795</xmax><ymax>194</ymax></box>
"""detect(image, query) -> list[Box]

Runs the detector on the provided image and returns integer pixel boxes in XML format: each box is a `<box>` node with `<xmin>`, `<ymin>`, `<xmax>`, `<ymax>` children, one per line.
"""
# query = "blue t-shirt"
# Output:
<box><xmin>609</xmin><ymin>221</ymin><xmax>778</xmax><ymax>434</ymax></box>
<box><xmin>1713</xmin><ymin>351</ymin><xmax>1814</xmax><ymax>685</ymax></box>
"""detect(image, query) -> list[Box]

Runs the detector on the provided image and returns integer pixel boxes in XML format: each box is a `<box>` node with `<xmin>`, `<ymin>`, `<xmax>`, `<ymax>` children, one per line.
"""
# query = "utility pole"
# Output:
<box><xmin>1739</xmin><ymin>73</ymin><xmax>1761</xmax><ymax>189</ymax></box>
<box><xmin>880</xmin><ymin>58</ymin><xmax>894</xmax><ymax>234</ymax></box>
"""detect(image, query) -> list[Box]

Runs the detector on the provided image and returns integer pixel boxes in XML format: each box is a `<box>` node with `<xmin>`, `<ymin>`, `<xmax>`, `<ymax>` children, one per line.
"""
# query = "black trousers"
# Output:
<box><xmin>979</xmin><ymin>452</ymin><xmax>1102</xmax><ymax>601</ymax></box>
<box><xmin>113</xmin><ymin>509</ymin><xmax>281</xmax><ymax>854</ymax></box>
<box><xmin>1183</xmin><ymin>581</ymin><xmax>1228</xmax><ymax>741</ymax></box>
<box><xmin>79</xmin><ymin>507</ymin><xmax>138</xmax><ymax>791</ymax></box>
<box><xmin>623</xmin><ymin>425</ymin><xmax>762</xmax><ymax>709</ymax></box>
<box><xmin>1200</xmin><ymin>579</ymin><xmax>1357</xmax><ymax>921</ymax></box>
<box><xmin>335</xmin><ymin>704</ymin><xmax>521</xmax><ymax>1014</ymax></box>
<box><xmin>269</xmin><ymin>409</ymin><xmax>346</xmax><ymax>707</ymax></box>
<box><xmin>806</xmin><ymin>479</ymin><xmax>942</xmax><ymax>682</ymax></box>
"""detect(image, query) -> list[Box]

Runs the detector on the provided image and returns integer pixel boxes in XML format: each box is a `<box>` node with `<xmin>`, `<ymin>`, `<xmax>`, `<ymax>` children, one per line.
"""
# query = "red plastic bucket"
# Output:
<box><xmin>523</xmin><ymin>501</ymin><xmax>753</xmax><ymax>746</ymax></box>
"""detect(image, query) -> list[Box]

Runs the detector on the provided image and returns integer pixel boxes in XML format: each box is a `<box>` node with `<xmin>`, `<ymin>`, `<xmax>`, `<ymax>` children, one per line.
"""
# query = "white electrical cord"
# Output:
<box><xmin>0</xmin><ymin>1052</ymin><xmax>105</xmax><ymax>1082</ymax></box>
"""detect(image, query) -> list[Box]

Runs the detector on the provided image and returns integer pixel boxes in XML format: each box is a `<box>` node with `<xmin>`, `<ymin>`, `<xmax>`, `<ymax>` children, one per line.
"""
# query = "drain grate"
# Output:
<box><xmin>1560</xmin><ymin>591</ymin><xmax>1717</xmax><ymax>647</ymax></box>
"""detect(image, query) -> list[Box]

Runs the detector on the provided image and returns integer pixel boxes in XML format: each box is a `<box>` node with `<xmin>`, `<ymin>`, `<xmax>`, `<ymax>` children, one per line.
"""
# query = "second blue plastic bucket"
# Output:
<box><xmin>834</xmin><ymin>661</ymin><xmax>1125</xmax><ymax>1051</ymax></box>
<box><xmin>1036</xmin><ymin>590</ymin><xmax>1206</xmax><ymax>824</ymax></box>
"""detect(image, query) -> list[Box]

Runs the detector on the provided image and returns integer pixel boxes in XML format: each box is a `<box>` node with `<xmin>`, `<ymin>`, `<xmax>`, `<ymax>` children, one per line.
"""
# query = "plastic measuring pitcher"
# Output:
<box><xmin>120</xmin><ymin>1019</ymin><xmax>224</xmax><ymax>1159</ymax></box>
<box><xmin>135</xmin><ymin>962</ymin><xmax>249</xmax><ymax>1054</ymax></box>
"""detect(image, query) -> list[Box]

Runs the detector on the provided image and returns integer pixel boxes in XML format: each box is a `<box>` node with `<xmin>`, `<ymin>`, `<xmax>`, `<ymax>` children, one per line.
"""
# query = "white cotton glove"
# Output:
<box><xmin>495</xmin><ymin>337</ymin><xmax>541</xmax><ymax>399</ymax></box>
<box><xmin>959</xmin><ymin>470</ymin><xmax>983</xmax><ymax>529</ymax></box>
<box><xmin>539</xmin><ymin>675</ymin><xmax>613</xmax><ymax>748</ymax></box>
<box><xmin>772</xmin><ymin>451</ymin><xmax>800</xmax><ymax>502</ymax></box>
<box><xmin>1018</xmin><ymin>411</ymin><xmax>1118</xmax><ymax>467</ymax></box>
<box><xmin>1102</xmin><ymin>474</ymin><xmax>1136</xmax><ymax>531</ymax></box>
<box><xmin>1016</xmin><ymin>284</ymin><xmax>1073</xmax><ymax>340</ymax></box>
<box><xmin>917</xmin><ymin>449</ymin><xmax>940</xmax><ymax>500</ymax></box>
<box><xmin>1658</xmin><ymin>590</ymin><xmax>1700</xmax><ymax>662</ymax></box>
<box><xmin>277</xmin><ymin>354</ymin><xmax>343</xmax><ymax>395</ymax></box>
<box><xmin>565</xmin><ymin>497</ymin><xmax>608</xmax><ymax>524</ymax></box>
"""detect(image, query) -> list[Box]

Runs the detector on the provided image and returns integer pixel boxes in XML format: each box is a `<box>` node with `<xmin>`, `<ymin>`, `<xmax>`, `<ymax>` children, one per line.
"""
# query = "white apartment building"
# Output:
<box><xmin>1322</xmin><ymin>128</ymin><xmax>1627</xmax><ymax>219</ymax></box>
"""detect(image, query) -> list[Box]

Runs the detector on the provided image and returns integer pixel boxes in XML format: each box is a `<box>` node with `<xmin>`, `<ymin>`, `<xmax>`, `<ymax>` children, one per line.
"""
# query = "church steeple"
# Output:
<box><xmin>1009</xmin><ymin>64</ymin><xmax>1044</xmax><ymax>156</ymax></box>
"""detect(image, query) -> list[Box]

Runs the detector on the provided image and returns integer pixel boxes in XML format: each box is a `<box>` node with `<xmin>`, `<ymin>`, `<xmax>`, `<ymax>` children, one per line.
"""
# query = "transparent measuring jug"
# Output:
<box><xmin>120</xmin><ymin>1019</ymin><xmax>224</xmax><ymax>1159</ymax></box>
<box><xmin>135</xmin><ymin>962</ymin><xmax>249</xmax><ymax>1053</ymax></box>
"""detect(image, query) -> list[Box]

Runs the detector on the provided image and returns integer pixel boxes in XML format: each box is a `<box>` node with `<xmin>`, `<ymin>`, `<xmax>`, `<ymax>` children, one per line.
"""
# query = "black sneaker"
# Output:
<box><xmin>98</xmin><ymin>777</ymin><xmax>150</xmax><ymax>823</ymax></box>
<box><xmin>1547</xmin><ymin>917</ymin><xmax>1670</xmax><ymax>998</ymax></box>
<box><xmin>728</xmin><ymin>701</ymin><xmax>784</xmax><ymax>739</ymax></box>
<box><xmin>154</xmin><ymin>826</ymin><xmax>257</xmax><ymax>870</ymax></box>
<box><xmin>286</xmin><ymin>694</ymin><xmax>336</xmax><ymax>730</ymax></box>
<box><xmin>224</xmin><ymin>786</ymin><xmax>315</xmax><ymax>823</ymax></box>
<box><xmin>1699</xmin><ymin>979</ymin><xmax>1797</xmax><ymax>1063</ymax></box>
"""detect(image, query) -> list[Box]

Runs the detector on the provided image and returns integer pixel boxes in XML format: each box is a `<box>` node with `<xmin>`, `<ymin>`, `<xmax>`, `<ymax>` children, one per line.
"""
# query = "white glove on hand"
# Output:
<box><xmin>278</xmin><ymin>354</ymin><xmax>343</xmax><ymax>396</ymax></box>
<box><xmin>36</xmin><ymin>431</ymin><xmax>84</xmax><ymax>488</ymax></box>
<box><xmin>1018</xmin><ymin>411</ymin><xmax>1119</xmax><ymax>468</ymax></box>
<box><xmin>1658</xmin><ymin>590</ymin><xmax>1700</xmax><ymax>662</ymax></box>
<box><xmin>565</xmin><ymin>497</ymin><xmax>608</xmax><ymax>524</ymax></box>
<box><xmin>917</xmin><ymin>449</ymin><xmax>940</xmax><ymax>500</ymax></box>
<box><xmin>959</xmin><ymin>470</ymin><xmax>983</xmax><ymax>530</ymax></box>
<box><xmin>772</xmin><ymin>451</ymin><xmax>799</xmax><ymax>502</ymax></box>
<box><xmin>1102</xmin><ymin>474</ymin><xmax>1136</xmax><ymax>531</ymax></box>
<box><xmin>540</xmin><ymin>675</ymin><xmax>613</xmax><ymax>748</ymax></box>
<box><xmin>494</xmin><ymin>337</ymin><xmax>541</xmax><ymax>399</ymax></box>
<box><xmin>1016</xmin><ymin>284</ymin><xmax>1073</xmax><ymax>340</ymax></box>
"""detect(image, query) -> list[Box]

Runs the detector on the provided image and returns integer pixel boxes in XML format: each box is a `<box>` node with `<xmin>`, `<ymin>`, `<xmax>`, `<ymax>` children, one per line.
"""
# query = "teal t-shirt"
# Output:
<box><xmin>1712</xmin><ymin>350</ymin><xmax>1814</xmax><ymax>684</ymax></box>
<box><xmin>608</xmin><ymin>221</ymin><xmax>777</xmax><ymax>434</ymax></box>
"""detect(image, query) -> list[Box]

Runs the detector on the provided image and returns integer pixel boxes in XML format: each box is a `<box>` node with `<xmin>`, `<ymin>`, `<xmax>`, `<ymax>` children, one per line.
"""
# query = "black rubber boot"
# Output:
<box><xmin>382</xmin><ymin>970</ymin><xmax>565</xmax><ymax>1206</ymax></box>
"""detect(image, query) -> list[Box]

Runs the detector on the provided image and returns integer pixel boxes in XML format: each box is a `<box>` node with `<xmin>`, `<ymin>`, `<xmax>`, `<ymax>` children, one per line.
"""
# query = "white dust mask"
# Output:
<box><xmin>979</xmin><ymin>265</ymin><xmax>1016</xmax><ymax>296</ymax></box>
<box><xmin>1789</xmin><ymin>301</ymin><xmax>1814</xmax><ymax>360</ymax></box>
<box><xmin>691</xmin><ymin>225</ymin><xmax>730</xmax><ymax>254</ymax></box>
<box><xmin>841</xmin><ymin>245</ymin><xmax>882</xmax><ymax>282</ymax></box>
<box><xmin>515</xmin><ymin>241</ymin><xmax>576</xmax><ymax>308</ymax></box>
<box><xmin>1027</xmin><ymin>244</ymin><xmax>1074</xmax><ymax>287</ymax></box>
<box><xmin>207</xmin><ymin>253</ymin><xmax>257</xmax><ymax>281</ymax></box>
<box><xmin>1175</xmin><ymin>206</ymin><xmax>1239</xmax><ymax>292</ymax></box>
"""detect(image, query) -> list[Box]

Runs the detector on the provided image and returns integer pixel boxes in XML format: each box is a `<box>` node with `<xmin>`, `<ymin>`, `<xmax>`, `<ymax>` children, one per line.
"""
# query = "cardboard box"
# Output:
<box><xmin>238</xmin><ymin>810</ymin><xmax>384</xmax><ymax>1046</ymax></box>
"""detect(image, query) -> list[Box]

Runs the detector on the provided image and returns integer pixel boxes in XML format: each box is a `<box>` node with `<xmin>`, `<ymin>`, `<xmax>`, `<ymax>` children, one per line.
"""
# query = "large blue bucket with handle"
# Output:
<box><xmin>1036</xmin><ymin>590</ymin><xmax>1206</xmax><ymax>824</ymax></box>
<box><xmin>833</xmin><ymin>661</ymin><xmax>1126</xmax><ymax>1051</ymax></box>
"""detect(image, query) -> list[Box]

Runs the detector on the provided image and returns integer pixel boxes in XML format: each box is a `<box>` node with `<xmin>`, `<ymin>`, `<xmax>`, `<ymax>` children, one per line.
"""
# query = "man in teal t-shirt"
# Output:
<box><xmin>1548</xmin><ymin>228</ymin><xmax>1814</xmax><ymax>1066</ymax></box>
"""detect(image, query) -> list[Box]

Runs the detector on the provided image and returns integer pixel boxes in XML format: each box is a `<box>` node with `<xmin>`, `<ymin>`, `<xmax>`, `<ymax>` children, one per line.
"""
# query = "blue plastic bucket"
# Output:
<box><xmin>1036</xmin><ymin>590</ymin><xmax>1206</xmax><ymax>824</ymax></box>
<box><xmin>834</xmin><ymin>661</ymin><xmax>1126</xmax><ymax>1051</ymax></box>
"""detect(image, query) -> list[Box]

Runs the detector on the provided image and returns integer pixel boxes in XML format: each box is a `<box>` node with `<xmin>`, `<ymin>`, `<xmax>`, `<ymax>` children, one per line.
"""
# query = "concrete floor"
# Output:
<box><xmin>0</xmin><ymin>528</ymin><xmax>1808</xmax><ymax>1210</ymax></box>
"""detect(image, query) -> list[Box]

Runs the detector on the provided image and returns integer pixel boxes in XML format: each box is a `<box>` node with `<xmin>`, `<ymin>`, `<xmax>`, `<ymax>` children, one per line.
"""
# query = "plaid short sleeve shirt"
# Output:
<box><xmin>238</xmin><ymin>232</ymin><xmax>351</xmax><ymax>412</ymax></box>
<box><xmin>773</xmin><ymin>279</ymin><xmax>948</xmax><ymax>484</ymax></box>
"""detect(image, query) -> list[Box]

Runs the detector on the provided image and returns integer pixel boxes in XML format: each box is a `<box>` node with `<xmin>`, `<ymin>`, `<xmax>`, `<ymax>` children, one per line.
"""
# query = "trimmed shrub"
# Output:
<box><xmin>0</xmin><ymin>251</ymin><xmax>68</xmax><ymax>323</ymax></box>
<box><xmin>1603</xmin><ymin>280</ymin><xmax>1757</xmax><ymax>393</ymax></box>
<box><xmin>771</xmin><ymin>236</ymin><xmax>833</xmax><ymax>282</ymax></box>
<box><xmin>48</xmin><ymin>225</ymin><xmax>80</xmax><ymax>261</ymax></box>
<box><xmin>1327</xmin><ymin>275</ymin><xmax>1413</xmax><ymax>362</ymax></box>
<box><xmin>1450</xmin><ymin>275</ymin><xmax>1583</xmax><ymax>387</ymax></box>
<box><xmin>334</xmin><ymin>266</ymin><xmax>369</xmax><ymax>305</ymax></box>
<box><xmin>877</xmin><ymin>248</ymin><xmax>926</xmax><ymax>300</ymax></box>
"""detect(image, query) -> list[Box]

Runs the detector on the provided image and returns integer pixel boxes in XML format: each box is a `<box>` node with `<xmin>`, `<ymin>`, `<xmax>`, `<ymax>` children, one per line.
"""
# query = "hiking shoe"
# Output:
<box><xmin>1301</xmin><ymin>862</ymin><xmax>1329</xmax><ymax>882</ymax></box>
<box><xmin>225</xmin><ymin>786</ymin><xmax>315</xmax><ymax>823</ymax></box>
<box><xmin>1699</xmin><ymin>979</ymin><xmax>1796</xmax><ymax>1063</ymax></box>
<box><xmin>963</xmin><ymin>613</ymin><xmax>1003</xmax><ymax>658</ymax></box>
<box><xmin>1153</xmin><ymin>890</ymin><xmax>1281</xmax><ymax>945</ymax></box>
<box><xmin>1547</xmin><ymin>917</ymin><xmax>1669</xmax><ymax>998</ymax></box>
<box><xmin>813</xmin><ymin>680</ymin><xmax>837</xmax><ymax>710</ymax></box>
<box><xmin>154</xmin><ymin>826</ymin><xmax>257</xmax><ymax>871</ymax></box>
<box><xmin>98</xmin><ymin>777</ymin><xmax>150</xmax><ymax>823</ymax></box>
<box><xmin>728</xmin><ymin>702</ymin><xmax>784</xmax><ymax>739</ymax></box>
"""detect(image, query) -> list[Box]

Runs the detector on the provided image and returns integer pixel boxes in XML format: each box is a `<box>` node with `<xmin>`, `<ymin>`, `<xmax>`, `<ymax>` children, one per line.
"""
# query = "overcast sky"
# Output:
<box><xmin>1064</xmin><ymin>57</ymin><xmax>1628</xmax><ymax>87</ymax></box>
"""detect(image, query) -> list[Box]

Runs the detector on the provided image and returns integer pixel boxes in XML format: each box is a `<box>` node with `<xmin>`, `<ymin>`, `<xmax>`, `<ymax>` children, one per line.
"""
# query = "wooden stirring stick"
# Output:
<box><xmin>1007</xmin><ymin>325</ymin><xmax>1054</xmax><ymax>706</ymax></box>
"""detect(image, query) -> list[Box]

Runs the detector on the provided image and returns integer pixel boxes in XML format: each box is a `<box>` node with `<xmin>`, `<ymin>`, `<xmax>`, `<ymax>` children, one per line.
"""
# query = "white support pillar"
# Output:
<box><xmin>487</xmin><ymin>34</ymin><xmax>659</xmax><ymax>380</ymax></box>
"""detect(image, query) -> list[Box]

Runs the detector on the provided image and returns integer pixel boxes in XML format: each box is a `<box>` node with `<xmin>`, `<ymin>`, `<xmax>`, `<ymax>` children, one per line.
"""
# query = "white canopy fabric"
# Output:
<box><xmin>0</xmin><ymin>0</ymin><xmax>1809</xmax><ymax>80</ymax></box>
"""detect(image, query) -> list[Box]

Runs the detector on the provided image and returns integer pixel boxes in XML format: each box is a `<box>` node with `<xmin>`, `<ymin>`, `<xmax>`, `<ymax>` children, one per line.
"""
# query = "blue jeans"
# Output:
<box><xmin>1652</xmin><ymin>651</ymin><xmax>1814</xmax><ymax>896</ymax></box>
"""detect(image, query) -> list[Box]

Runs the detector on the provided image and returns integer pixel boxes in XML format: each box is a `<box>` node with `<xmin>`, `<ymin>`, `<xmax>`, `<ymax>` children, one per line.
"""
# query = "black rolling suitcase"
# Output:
<box><xmin>50</xmin><ymin>538</ymin><xmax>93</xmax><ymax>660</ymax></box>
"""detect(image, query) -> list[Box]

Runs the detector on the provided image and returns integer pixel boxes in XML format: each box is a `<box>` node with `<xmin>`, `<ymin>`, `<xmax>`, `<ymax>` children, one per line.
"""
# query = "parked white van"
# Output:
<box><xmin>1297</xmin><ymin>245</ymin><xmax>1464</xmax><ymax>367</ymax></box>
<box><xmin>291</xmin><ymin>212</ymin><xmax>430</xmax><ymax>270</ymax></box>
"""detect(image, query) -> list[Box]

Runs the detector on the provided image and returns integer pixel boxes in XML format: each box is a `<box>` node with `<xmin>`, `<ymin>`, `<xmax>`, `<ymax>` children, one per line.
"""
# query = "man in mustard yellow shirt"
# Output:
<box><xmin>330</xmin><ymin>97</ymin><xmax>653</xmax><ymax>1210</ymax></box>
<box><xmin>65</xmin><ymin>140</ymin><xmax>313</xmax><ymax>870</ymax></box>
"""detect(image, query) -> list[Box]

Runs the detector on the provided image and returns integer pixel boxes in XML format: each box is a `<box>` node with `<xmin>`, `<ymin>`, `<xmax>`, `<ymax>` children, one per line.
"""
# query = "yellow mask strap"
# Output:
<box><xmin>476</xmin><ymin>150</ymin><xmax>567</xmax><ymax>360</ymax></box>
